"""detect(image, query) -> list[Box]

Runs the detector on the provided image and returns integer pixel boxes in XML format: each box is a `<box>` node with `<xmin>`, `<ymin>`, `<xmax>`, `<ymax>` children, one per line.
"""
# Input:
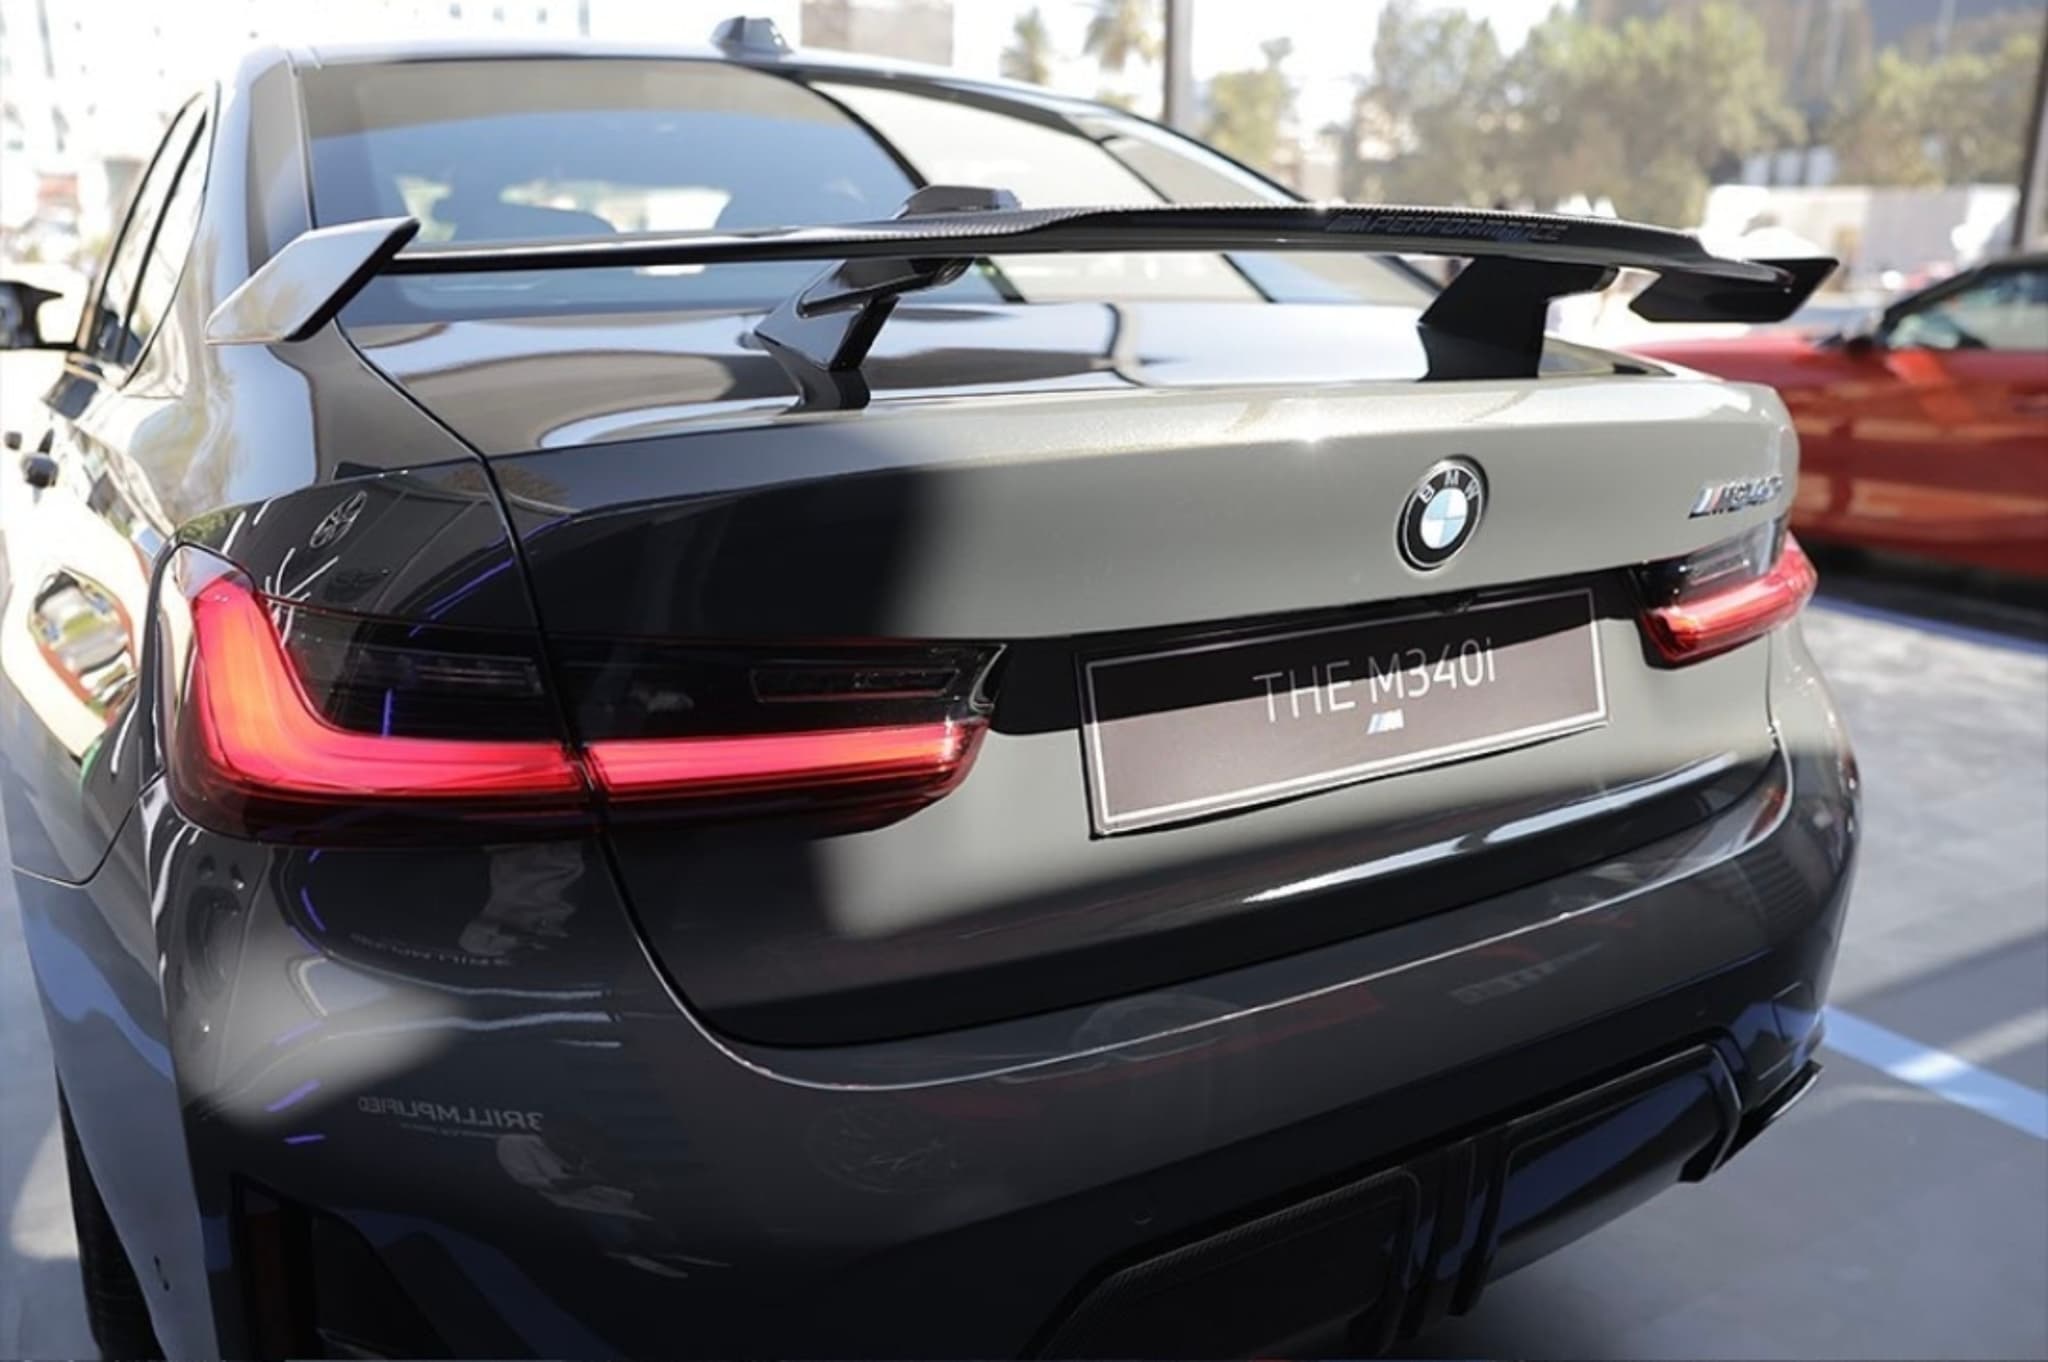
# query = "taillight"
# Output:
<box><xmin>588</xmin><ymin>723</ymin><xmax>982</xmax><ymax>802</ymax></box>
<box><xmin>1636</xmin><ymin>522</ymin><xmax>1817</xmax><ymax>664</ymax></box>
<box><xmin>188</xmin><ymin>575</ymin><xmax>585</xmax><ymax>798</ymax></box>
<box><xmin>554</xmin><ymin>631</ymin><xmax>993</xmax><ymax>809</ymax></box>
<box><xmin>158</xmin><ymin>549</ymin><xmax>997</xmax><ymax>841</ymax></box>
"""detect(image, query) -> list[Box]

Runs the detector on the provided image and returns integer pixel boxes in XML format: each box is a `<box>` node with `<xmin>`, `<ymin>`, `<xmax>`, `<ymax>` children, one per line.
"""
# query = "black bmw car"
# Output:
<box><xmin>0</xmin><ymin>19</ymin><xmax>1855</xmax><ymax>1359</ymax></box>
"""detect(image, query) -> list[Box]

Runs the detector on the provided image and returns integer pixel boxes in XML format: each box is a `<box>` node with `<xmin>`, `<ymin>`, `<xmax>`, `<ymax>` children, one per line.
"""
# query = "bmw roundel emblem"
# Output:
<box><xmin>1398</xmin><ymin>457</ymin><xmax>1486</xmax><ymax>571</ymax></box>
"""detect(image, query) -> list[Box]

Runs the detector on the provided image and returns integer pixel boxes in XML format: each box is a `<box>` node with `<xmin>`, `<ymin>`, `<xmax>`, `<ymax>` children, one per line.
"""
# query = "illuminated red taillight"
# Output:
<box><xmin>183</xmin><ymin>575</ymin><xmax>585</xmax><ymax>806</ymax></box>
<box><xmin>1638</xmin><ymin>525</ymin><xmax>1817</xmax><ymax>664</ymax></box>
<box><xmin>588</xmin><ymin>722</ymin><xmax>983</xmax><ymax>802</ymax></box>
<box><xmin>160</xmin><ymin>551</ymin><xmax>995</xmax><ymax>840</ymax></box>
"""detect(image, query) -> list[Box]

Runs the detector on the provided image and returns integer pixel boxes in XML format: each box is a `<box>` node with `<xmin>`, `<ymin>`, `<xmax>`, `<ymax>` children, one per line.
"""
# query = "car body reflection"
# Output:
<box><xmin>30</xmin><ymin>570</ymin><xmax>136</xmax><ymax>718</ymax></box>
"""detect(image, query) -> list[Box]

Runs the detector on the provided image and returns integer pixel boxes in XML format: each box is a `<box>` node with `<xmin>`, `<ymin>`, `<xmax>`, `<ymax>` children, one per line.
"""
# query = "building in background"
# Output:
<box><xmin>4</xmin><ymin>0</ymin><xmax>2044</xmax><ymax>273</ymax></box>
<box><xmin>0</xmin><ymin>0</ymin><xmax>818</xmax><ymax>257</ymax></box>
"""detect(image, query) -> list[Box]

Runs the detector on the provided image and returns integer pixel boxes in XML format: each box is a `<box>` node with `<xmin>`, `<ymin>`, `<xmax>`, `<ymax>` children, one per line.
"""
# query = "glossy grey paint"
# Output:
<box><xmin>0</xmin><ymin>61</ymin><xmax>527</xmax><ymax>874</ymax></box>
<box><xmin>457</xmin><ymin>371</ymin><xmax>1795</xmax><ymax>639</ymax></box>
<box><xmin>18</xmin><ymin>623</ymin><xmax>1853</xmax><ymax>1354</ymax></box>
<box><xmin>372</xmin><ymin>303</ymin><xmax>1802</xmax><ymax>1041</ymax></box>
<box><xmin>0</xmin><ymin>51</ymin><xmax>538</xmax><ymax>1354</ymax></box>
<box><xmin>604</xmin><ymin>579</ymin><xmax>1781</xmax><ymax>1043</ymax></box>
<box><xmin>346</xmin><ymin>302</ymin><xmax>1641</xmax><ymax>455</ymax></box>
<box><xmin>0</xmin><ymin>39</ymin><xmax>1860</xmax><ymax>1357</ymax></box>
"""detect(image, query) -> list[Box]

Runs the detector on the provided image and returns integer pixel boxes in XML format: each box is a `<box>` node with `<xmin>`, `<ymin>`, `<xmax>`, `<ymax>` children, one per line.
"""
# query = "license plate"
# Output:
<box><xmin>1080</xmin><ymin>588</ymin><xmax>1608</xmax><ymax>835</ymax></box>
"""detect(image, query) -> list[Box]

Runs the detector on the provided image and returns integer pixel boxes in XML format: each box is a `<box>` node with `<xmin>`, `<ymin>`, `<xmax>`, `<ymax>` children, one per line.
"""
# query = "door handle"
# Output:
<box><xmin>20</xmin><ymin>452</ymin><xmax>58</xmax><ymax>488</ymax></box>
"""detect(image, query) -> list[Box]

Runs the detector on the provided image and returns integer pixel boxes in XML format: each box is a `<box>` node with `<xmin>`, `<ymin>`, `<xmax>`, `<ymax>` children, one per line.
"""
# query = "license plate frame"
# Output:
<box><xmin>1079</xmin><ymin>588</ymin><xmax>1609</xmax><ymax>835</ymax></box>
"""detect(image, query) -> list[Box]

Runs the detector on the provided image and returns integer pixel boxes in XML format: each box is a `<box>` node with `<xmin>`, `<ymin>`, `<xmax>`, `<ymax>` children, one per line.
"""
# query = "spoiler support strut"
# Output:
<box><xmin>755</xmin><ymin>185</ymin><xmax>1020</xmax><ymax>410</ymax></box>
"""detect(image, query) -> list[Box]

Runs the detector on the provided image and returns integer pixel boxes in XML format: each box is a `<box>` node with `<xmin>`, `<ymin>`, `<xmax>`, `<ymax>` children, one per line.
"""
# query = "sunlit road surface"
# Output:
<box><xmin>2</xmin><ymin>478</ymin><xmax>2043</xmax><ymax>1355</ymax></box>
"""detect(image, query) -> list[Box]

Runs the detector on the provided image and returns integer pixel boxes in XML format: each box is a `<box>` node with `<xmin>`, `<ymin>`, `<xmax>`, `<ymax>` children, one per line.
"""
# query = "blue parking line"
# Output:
<box><xmin>1823</xmin><ymin>1006</ymin><xmax>2048</xmax><ymax>1140</ymax></box>
<box><xmin>1810</xmin><ymin>597</ymin><xmax>2048</xmax><ymax>658</ymax></box>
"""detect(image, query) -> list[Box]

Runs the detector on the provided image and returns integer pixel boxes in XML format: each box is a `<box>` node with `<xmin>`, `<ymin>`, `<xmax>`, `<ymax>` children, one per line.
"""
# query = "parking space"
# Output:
<box><xmin>2</xmin><ymin>565</ymin><xmax>2044</xmax><ymax>1359</ymax></box>
<box><xmin>1419</xmin><ymin>579</ymin><xmax>2048</xmax><ymax>1359</ymax></box>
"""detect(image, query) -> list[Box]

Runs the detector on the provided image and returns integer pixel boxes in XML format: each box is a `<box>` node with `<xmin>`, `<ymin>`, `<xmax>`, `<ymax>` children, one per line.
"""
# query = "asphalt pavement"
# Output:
<box><xmin>1415</xmin><ymin>569</ymin><xmax>2048</xmax><ymax>1359</ymax></box>
<box><xmin>3</xmin><ymin>561</ymin><xmax>2045</xmax><ymax>1359</ymax></box>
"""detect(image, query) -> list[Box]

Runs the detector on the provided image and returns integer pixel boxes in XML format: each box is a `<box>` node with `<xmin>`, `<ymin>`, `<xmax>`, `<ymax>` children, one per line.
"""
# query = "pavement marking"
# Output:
<box><xmin>1810</xmin><ymin>597</ymin><xmax>2048</xmax><ymax>658</ymax></box>
<box><xmin>1824</xmin><ymin>1006</ymin><xmax>2048</xmax><ymax>1141</ymax></box>
<box><xmin>1939</xmin><ymin>1006</ymin><xmax>2048</xmax><ymax>1072</ymax></box>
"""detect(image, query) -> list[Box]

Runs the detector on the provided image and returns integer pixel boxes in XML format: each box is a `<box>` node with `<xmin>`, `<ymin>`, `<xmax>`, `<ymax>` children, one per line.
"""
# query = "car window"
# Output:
<box><xmin>1889</xmin><ymin>266</ymin><xmax>2048</xmax><ymax>352</ymax></box>
<box><xmin>307</xmin><ymin>61</ymin><xmax>923</xmax><ymax>239</ymax></box>
<box><xmin>124</xmin><ymin>115</ymin><xmax>210</xmax><ymax>361</ymax></box>
<box><xmin>87</xmin><ymin>103</ymin><xmax>203</xmax><ymax>365</ymax></box>
<box><xmin>1080</xmin><ymin>113</ymin><xmax>1432</xmax><ymax>307</ymax></box>
<box><xmin>818</xmin><ymin>82</ymin><xmax>1259</xmax><ymax>303</ymax></box>
<box><xmin>822</xmin><ymin>87</ymin><xmax>1426</xmax><ymax>307</ymax></box>
<box><xmin>305</xmin><ymin>59</ymin><xmax>1002</xmax><ymax>321</ymax></box>
<box><xmin>306</xmin><ymin>58</ymin><xmax>1424</xmax><ymax>322</ymax></box>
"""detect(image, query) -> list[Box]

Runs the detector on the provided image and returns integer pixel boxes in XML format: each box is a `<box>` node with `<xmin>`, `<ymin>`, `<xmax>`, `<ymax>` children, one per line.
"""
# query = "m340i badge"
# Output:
<box><xmin>1689</xmin><ymin>475</ymin><xmax>1784</xmax><ymax>518</ymax></box>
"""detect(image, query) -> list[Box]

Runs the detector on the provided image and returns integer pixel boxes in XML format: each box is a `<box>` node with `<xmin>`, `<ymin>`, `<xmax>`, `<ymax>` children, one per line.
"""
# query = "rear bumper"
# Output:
<box><xmin>32</xmin><ymin>626</ymin><xmax>1855</xmax><ymax>1358</ymax></box>
<box><xmin>1040</xmin><ymin>1045</ymin><xmax>1824</xmax><ymax>1357</ymax></box>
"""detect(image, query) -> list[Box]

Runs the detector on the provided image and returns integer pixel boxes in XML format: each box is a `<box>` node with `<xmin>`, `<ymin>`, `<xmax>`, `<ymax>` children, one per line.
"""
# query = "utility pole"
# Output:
<box><xmin>2017</xmin><ymin>9</ymin><xmax>2048</xmax><ymax>251</ymax></box>
<box><xmin>1162</xmin><ymin>0</ymin><xmax>1194</xmax><ymax>133</ymax></box>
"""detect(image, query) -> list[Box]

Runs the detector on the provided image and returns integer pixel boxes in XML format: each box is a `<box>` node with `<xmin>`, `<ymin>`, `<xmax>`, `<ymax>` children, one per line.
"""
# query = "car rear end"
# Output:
<box><xmin>131</xmin><ymin>48</ymin><xmax>1856</xmax><ymax>1358</ymax></box>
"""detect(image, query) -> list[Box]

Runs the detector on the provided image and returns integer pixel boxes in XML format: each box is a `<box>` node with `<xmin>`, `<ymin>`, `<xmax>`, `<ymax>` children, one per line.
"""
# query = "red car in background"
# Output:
<box><xmin>1634</xmin><ymin>254</ymin><xmax>2048</xmax><ymax>578</ymax></box>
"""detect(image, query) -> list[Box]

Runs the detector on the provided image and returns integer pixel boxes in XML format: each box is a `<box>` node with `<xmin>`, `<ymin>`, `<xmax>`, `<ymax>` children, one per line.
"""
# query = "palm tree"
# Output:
<box><xmin>1084</xmin><ymin>0</ymin><xmax>1159</xmax><ymax>75</ymax></box>
<box><xmin>1001</xmin><ymin>7</ymin><xmax>1054</xmax><ymax>86</ymax></box>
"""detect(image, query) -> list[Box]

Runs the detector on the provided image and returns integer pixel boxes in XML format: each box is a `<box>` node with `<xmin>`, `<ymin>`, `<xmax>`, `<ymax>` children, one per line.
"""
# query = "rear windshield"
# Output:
<box><xmin>301</xmin><ymin>58</ymin><xmax>1429</xmax><ymax>321</ymax></box>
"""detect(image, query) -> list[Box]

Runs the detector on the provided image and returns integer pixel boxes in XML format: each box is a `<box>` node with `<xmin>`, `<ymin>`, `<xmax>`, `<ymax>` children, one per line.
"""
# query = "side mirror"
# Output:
<box><xmin>0</xmin><ymin>280</ymin><xmax>69</xmax><ymax>351</ymax></box>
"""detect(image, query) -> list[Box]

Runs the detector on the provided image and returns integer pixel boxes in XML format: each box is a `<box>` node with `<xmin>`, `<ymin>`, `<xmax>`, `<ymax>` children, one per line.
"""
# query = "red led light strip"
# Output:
<box><xmin>183</xmin><ymin>576</ymin><xmax>980</xmax><ymax>810</ymax></box>
<box><xmin>1643</xmin><ymin>534</ymin><xmax>1818</xmax><ymax>663</ymax></box>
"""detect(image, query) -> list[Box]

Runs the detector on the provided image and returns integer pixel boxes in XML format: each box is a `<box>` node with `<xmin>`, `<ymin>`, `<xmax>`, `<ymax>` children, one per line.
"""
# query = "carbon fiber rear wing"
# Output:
<box><xmin>208</xmin><ymin>188</ymin><xmax>1834</xmax><ymax>403</ymax></box>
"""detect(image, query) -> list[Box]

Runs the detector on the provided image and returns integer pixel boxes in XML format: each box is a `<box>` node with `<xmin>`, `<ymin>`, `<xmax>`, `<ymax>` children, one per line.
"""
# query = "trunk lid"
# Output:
<box><xmin>352</xmin><ymin>311</ymin><xmax>1796</xmax><ymax>1045</ymax></box>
